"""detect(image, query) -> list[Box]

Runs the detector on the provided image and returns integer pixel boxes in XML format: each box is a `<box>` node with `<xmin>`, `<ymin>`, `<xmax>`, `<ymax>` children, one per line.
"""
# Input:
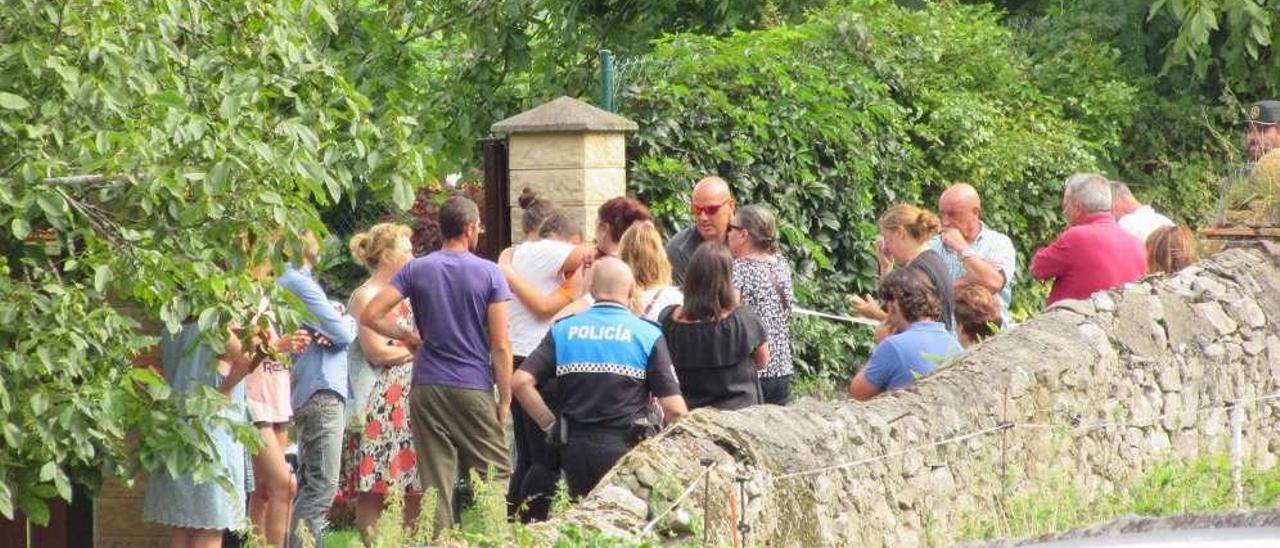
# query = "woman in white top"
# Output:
<box><xmin>619</xmin><ymin>221</ymin><xmax>683</xmax><ymax>321</ymax></box>
<box><xmin>499</xmin><ymin>189</ymin><xmax>583</xmax><ymax>521</ymax></box>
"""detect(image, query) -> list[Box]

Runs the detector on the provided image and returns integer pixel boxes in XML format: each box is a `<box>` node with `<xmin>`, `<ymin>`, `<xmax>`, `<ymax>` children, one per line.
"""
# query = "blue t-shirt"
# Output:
<box><xmin>862</xmin><ymin>321</ymin><xmax>962</xmax><ymax>391</ymax></box>
<box><xmin>391</xmin><ymin>250</ymin><xmax>512</xmax><ymax>390</ymax></box>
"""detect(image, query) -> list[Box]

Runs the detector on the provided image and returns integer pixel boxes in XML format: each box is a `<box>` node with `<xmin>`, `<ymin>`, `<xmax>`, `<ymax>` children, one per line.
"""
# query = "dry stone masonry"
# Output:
<box><xmin>556</xmin><ymin>243</ymin><xmax>1280</xmax><ymax>546</ymax></box>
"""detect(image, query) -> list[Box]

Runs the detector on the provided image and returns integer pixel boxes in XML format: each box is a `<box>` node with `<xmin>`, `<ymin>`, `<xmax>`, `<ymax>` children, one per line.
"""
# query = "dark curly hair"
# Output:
<box><xmin>878</xmin><ymin>267</ymin><xmax>941</xmax><ymax>323</ymax></box>
<box><xmin>597</xmin><ymin>196</ymin><xmax>653</xmax><ymax>244</ymax></box>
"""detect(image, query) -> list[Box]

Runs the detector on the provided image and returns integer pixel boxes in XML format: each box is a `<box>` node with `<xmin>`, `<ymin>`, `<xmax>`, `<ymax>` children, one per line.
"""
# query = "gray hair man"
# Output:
<box><xmin>1110</xmin><ymin>180</ymin><xmax>1173</xmax><ymax>243</ymax></box>
<box><xmin>1031</xmin><ymin>173</ymin><xmax>1147</xmax><ymax>306</ymax></box>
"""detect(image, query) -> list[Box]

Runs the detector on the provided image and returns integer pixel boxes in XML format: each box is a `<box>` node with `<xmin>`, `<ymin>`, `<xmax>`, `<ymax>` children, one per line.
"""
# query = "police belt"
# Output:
<box><xmin>564</xmin><ymin>418</ymin><xmax>630</xmax><ymax>436</ymax></box>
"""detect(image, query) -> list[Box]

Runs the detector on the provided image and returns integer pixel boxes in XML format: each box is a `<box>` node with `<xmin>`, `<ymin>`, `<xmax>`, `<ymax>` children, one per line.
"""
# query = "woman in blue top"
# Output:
<box><xmin>848</xmin><ymin>267</ymin><xmax>962</xmax><ymax>400</ymax></box>
<box><xmin>142</xmin><ymin>323</ymin><xmax>266</xmax><ymax>547</ymax></box>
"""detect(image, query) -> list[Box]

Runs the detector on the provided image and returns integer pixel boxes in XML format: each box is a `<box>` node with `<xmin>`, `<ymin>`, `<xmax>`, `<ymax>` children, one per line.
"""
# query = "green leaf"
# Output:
<box><xmin>0</xmin><ymin>482</ymin><xmax>13</xmax><ymax>519</ymax></box>
<box><xmin>16</xmin><ymin>494</ymin><xmax>49</xmax><ymax>526</ymax></box>
<box><xmin>10</xmin><ymin>218</ymin><xmax>30</xmax><ymax>239</ymax></box>
<box><xmin>152</xmin><ymin>90</ymin><xmax>187</xmax><ymax>110</ymax></box>
<box><xmin>260</xmin><ymin>191</ymin><xmax>283</xmax><ymax>205</ymax></box>
<box><xmin>0</xmin><ymin>91</ymin><xmax>31</xmax><ymax>110</ymax></box>
<box><xmin>93</xmin><ymin>264</ymin><xmax>113</xmax><ymax>293</ymax></box>
<box><xmin>391</xmin><ymin>176</ymin><xmax>414</xmax><ymax>210</ymax></box>
<box><xmin>38</xmin><ymin>462</ymin><xmax>56</xmax><ymax>483</ymax></box>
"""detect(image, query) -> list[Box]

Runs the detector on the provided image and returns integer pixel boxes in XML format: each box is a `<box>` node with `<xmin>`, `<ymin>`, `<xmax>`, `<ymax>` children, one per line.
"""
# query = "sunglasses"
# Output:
<box><xmin>727</xmin><ymin>223</ymin><xmax>744</xmax><ymax>233</ymax></box>
<box><xmin>691</xmin><ymin>200</ymin><xmax>732</xmax><ymax>217</ymax></box>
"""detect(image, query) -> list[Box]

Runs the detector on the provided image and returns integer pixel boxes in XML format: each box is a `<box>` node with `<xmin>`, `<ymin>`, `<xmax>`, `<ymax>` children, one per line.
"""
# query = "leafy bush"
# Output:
<box><xmin>621</xmin><ymin>0</ymin><xmax>1128</xmax><ymax>376</ymax></box>
<box><xmin>0</xmin><ymin>0</ymin><xmax>437</xmax><ymax>520</ymax></box>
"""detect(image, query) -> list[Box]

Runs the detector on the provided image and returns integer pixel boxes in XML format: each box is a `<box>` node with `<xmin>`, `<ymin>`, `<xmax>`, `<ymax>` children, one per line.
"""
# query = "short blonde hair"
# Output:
<box><xmin>349</xmin><ymin>223</ymin><xmax>412</xmax><ymax>271</ymax></box>
<box><xmin>619</xmin><ymin>222</ymin><xmax>672</xmax><ymax>290</ymax></box>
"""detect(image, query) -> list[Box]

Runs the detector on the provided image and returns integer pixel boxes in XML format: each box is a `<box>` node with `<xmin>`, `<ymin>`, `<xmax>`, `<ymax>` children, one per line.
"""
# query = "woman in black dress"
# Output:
<box><xmin>659</xmin><ymin>243</ymin><xmax>768</xmax><ymax>410</ymax></box>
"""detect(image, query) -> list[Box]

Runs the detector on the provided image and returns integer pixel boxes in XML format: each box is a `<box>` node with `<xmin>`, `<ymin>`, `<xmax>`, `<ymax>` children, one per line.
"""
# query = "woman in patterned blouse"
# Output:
<box><xmin>726</xmin><ymin>205</ymin><xmax>796</xmax><ymax>405</ymax></box>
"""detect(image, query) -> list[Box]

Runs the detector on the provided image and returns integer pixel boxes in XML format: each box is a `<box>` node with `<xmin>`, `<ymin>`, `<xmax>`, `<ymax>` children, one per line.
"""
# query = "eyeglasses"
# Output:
<box><xmin>691</xmin><ymin>200</ymin><xmax>732</xmax><ymax>217</ymax></box>
<box><xmin>727</xmin><ymin>223</ymin><xmax>744</xmax><ymax>233</ymax></box>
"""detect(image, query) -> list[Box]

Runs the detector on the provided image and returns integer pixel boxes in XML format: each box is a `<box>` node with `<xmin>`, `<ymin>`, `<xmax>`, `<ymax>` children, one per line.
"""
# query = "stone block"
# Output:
<box><xmin>508</xmin><ymin>167</ymin><xmax>627</xmax><ymax>207</ymax></box>
<box><xmin>1159</xmin><ymin>294</ymin><xmax>1212</xmax><ymax>348</ymax></box>
<box><xmin>595</xmin><ymin>485</ymin><xmax>650</xmax><ymax>519</ymax></box>
<box><xmin>1092</xmin><ymin>292</ymin><xmax>1117</xmax><ymax>313</ymax></box>
<box><xmin>1228</xmin><ymin>297</ymin><xmax>1268</xmax><ymax>329</ymax></box>
<box><xmin>1193</xmin><ymin>301</ymin><xmax>1238</xmax><ymax>337</ymax></box>
<box><xmin>1114</xmin><ymin>294</ymin><xmax>1167</xmax><ymax>357</ymax></box>
<box><xmin>508</xmin><ymin>132</ymin><xmax>626</xmax><ymax>170</ymax></box>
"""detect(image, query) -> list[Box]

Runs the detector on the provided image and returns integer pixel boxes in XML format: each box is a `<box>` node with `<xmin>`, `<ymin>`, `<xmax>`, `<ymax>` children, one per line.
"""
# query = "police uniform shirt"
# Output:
<box><xmin>518</xmin><ymin>302</ymin><xmax>681</xmax><ymax>429</ymax></box>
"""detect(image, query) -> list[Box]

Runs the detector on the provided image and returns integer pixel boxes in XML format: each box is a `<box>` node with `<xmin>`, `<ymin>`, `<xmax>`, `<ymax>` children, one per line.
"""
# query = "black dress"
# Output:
<box><xmin>658</xmin><ymin>305</ymin><xmax>767</xmax><ymax>410</ymax></box>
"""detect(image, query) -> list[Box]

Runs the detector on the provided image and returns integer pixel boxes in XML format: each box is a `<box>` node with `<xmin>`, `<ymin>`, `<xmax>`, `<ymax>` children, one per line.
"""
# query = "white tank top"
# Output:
<box><xmin>508</xmin><ymin>239</ymin><xmax>576</xmax><ymax>356</ymax></box>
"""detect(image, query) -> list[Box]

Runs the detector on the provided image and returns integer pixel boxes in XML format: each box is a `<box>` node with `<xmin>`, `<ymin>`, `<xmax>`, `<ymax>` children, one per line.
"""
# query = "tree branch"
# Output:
<box><xmin>39</xmin><ymin>174</ymin><xmax>133</xmax><ymax>186</ymax></box>
<box><xmin>398</xmin><ymin>0</ymin><xmax>495</xmax><ymax>45</ymax></box>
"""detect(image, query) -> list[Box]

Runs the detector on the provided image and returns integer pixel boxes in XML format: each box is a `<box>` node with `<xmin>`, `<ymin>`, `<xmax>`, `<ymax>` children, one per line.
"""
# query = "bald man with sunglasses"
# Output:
<box><xmin>666</xmin><ymin>176</ymin><xmax>736</xmax><ymax>285</ymax></box>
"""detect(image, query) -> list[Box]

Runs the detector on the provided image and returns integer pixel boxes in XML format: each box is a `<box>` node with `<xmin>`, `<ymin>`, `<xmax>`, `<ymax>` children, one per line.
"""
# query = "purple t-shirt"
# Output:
<box><xmin>391</xmin><ymin>250</ymin><xmax>512</xmax><ymax>390</ymax></box>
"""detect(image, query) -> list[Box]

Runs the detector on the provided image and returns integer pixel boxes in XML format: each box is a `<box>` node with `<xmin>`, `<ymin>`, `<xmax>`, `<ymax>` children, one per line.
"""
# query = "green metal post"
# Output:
<box><xmin>600</xmin><ymin>49</ymin><xmax>616</xmax><ymax>112</ymax></box>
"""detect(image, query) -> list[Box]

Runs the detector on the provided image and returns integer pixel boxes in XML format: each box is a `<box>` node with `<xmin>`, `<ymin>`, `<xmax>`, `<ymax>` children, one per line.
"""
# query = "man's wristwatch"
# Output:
<box><xmin>959</xmin><ymin>248</ymin><xmax>977</xmax><ymax>260</ymax></box>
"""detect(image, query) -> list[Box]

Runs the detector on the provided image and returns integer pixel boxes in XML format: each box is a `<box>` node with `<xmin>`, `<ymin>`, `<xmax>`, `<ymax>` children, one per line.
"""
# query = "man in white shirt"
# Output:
<box><xmin>1110</xmin><ymin>180</ymin><xmax>1173</xmax><ymax>243</ymax></box>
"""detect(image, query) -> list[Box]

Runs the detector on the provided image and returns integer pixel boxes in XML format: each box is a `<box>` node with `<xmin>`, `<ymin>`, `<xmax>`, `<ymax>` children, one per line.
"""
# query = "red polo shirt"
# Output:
<box><xmin>1031</xmin><ymin>212</ymin><xmax>1147</xmax><ymax>306</ymax></box>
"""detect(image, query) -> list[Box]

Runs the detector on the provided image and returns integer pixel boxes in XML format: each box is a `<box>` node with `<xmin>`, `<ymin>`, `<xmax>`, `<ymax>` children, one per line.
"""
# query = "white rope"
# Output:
<box><xmin>772</xmin><ymin>392</ymin><xmax>1280</xmax><ymax>482</ymax></box>
<box><xmin>792</xmin><ymin>306</ymin><xmax>880</xmax><ymax>326</ymax></box>
<box><xmin>641</xmin><ymin>466</ymin><xmax>711</xmax><ymax>534</ymax></box>
<box><xmin>773</xmin><ymin>423</ymin><xmax>1013</xmax><ymax>481</ymax></box>
<box><xmin>636</xmin><ymin>392</ymin><xmax>1280</xmax><ymax>534</ymax></box>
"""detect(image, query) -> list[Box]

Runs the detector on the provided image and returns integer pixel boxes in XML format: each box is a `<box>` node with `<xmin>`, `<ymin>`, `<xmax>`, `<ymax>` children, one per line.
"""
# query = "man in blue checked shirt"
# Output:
<box><xmin>929</xmin><ymin>183</ymin><xmax>1018</xmax><ymax>323</ymax></box>
<box><xmin>277</xmin><ymin>235</ymin><xmax>356</xmax><ymax>548</ymax></box>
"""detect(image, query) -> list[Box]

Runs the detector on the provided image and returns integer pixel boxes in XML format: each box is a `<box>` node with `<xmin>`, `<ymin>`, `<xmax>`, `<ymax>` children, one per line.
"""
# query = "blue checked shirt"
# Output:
<box><xmin>928</xmin><ymin>224</ymin><xmax>1017</xmax><ymax>320</ymax></box>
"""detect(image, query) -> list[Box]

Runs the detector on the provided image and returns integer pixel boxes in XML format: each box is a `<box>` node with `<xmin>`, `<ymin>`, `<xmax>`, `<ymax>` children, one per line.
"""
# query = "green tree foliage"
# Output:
<box><xmin>0</xmin><ymin>0</ymin><xmax>437</xmax><ymax>522</ymax></box>
<box><xmin>620</xmin><ymin>1</ymin><xmax>1134</xmax><ymax>379</ymax></box>
<box><xmin>1002</xmin><ymin>0</ymin><xmax>1276</xmax><ymax>228</ymax></box>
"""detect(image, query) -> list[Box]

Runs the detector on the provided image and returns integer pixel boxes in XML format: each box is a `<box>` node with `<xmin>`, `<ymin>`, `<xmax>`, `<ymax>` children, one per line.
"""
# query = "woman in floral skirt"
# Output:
<box><xmin>345</xmin><ymin>223</ymin><xmax>421</xmax><ymax>539</ymax></box>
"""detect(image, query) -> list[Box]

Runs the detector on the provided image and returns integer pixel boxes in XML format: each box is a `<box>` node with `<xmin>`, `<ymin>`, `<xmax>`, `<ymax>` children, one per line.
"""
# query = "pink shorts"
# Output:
<box><xmin>245</xmin><ymin>360</ymin><xmax>292</xmax><ymax>424</ymax></box>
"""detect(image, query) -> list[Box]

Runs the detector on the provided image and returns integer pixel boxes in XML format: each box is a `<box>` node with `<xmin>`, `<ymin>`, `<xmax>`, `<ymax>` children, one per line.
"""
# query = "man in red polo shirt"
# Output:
<box><xmin>1032</xmin><ymin>173</ymin><xmax>1147</xmax><ymax>306</ymax></box>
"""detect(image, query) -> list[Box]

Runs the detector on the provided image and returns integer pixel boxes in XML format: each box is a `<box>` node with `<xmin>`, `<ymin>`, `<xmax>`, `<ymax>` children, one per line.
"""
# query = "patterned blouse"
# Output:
<box><xmin>732</xmin><ymin>255</ymin><xmax>795</xmax><ymax>378</ymax></box>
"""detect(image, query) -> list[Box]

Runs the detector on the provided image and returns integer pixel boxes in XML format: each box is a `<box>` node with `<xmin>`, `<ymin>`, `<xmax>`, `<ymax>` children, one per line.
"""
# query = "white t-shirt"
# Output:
<box><xmin>1118</xmin><ymin>205</ymin><xmax>1174</xmax><ymax>243</ymax></box>
<box><xmin>508</xmin><ymin>239</ymin><xmax>575</xmax><ymax>357</ymax></box>
<box><xmin>637</xmin><ymin>285</ymin><xmax>683</xmax><ymax>322</ymax></box>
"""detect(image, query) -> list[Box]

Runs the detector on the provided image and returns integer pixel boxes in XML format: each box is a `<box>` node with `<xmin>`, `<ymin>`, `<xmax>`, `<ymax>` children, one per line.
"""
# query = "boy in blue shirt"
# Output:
<box><xmin>849</xmin><ymin>267</ymin><xmax>962</xmax><ymax>400</ymax></box>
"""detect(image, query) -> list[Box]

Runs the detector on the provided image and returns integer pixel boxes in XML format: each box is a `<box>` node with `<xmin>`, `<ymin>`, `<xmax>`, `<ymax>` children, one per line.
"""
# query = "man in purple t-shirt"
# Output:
<box><xmin>361</xmin><ymin>196</ymin><xmax>514</xmax><ymax>533</ymax></box>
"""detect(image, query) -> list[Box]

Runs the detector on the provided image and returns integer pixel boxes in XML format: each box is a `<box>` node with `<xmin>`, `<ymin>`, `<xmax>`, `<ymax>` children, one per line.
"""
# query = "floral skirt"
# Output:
<box><xmin>342</xmin><ymin>361</ymin><xmax>420</xmax><ymax>494</ymax></box>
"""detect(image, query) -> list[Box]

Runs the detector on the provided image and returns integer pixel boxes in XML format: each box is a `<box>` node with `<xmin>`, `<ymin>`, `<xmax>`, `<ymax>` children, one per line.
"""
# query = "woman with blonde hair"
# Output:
<box><xmin>851</xmin><ymin>204</ymin><xmax>955</xmax><ymax>335</ymax></box>
<box><xmin>619</xmin><ymin>222</ymin><xmax>683</xmax><ymax>321</ymax></box>
<box><xmin>345</xmin><ymin>223</ymin><xmax>421</xmax><ymax>539</ymax></box>
<box><xmin>1146</xmin><ymin>225</ymin><xmax>1196</xmax><ymax>275</ymax></box>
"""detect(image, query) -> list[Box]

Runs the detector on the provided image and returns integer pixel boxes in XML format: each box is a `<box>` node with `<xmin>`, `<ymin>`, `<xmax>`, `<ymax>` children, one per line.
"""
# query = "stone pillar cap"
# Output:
<box><xmin>491</xmin><ymin>96</ymin><xmax>638</xmax><ymax>134</ymax></box>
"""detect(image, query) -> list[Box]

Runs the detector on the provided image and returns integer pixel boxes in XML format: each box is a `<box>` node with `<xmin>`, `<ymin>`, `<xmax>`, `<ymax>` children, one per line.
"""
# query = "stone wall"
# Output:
<box><xmin>558</xmin><ymin>243</ymin><xmax>1280</xmax><ymax>546</ymax></box>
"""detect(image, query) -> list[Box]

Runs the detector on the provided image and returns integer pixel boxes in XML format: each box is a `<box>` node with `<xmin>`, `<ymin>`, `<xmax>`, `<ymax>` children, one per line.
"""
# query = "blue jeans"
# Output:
<box><xmin>289</xmin><ymin>391</ymin><xmax>344</xmax><ymax>548</ymax></box>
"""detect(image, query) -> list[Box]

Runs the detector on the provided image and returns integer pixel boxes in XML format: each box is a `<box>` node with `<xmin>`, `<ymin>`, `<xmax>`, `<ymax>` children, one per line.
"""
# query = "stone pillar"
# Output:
<box><xmin>491</xmin><ymin>96</ymin><xmax>638</xmax><ymax>243</ymax></box>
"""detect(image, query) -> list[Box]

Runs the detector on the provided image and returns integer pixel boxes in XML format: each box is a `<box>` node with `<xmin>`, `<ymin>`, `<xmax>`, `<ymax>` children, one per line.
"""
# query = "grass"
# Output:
<box><xmin>958</xmin><ymin>454</ymin><xmax>1280</xmax><ymax>542</ymax></box>
<box><xmin>323</xmin><ymin>529</ymin><xmax>359</xmax><ymax>547</ymax></box>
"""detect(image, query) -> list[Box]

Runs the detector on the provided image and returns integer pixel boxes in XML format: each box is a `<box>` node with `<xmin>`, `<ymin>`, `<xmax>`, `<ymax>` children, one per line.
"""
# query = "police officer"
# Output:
<box><xmin>511</xmin><ymin>257</ymin><xmax>688</xmax><ymax>497</ymax></box>
<box><xmin>1246</xmin><ymin>100</ymin><xmax>1280</xmax><ymax>163</ymax></box>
